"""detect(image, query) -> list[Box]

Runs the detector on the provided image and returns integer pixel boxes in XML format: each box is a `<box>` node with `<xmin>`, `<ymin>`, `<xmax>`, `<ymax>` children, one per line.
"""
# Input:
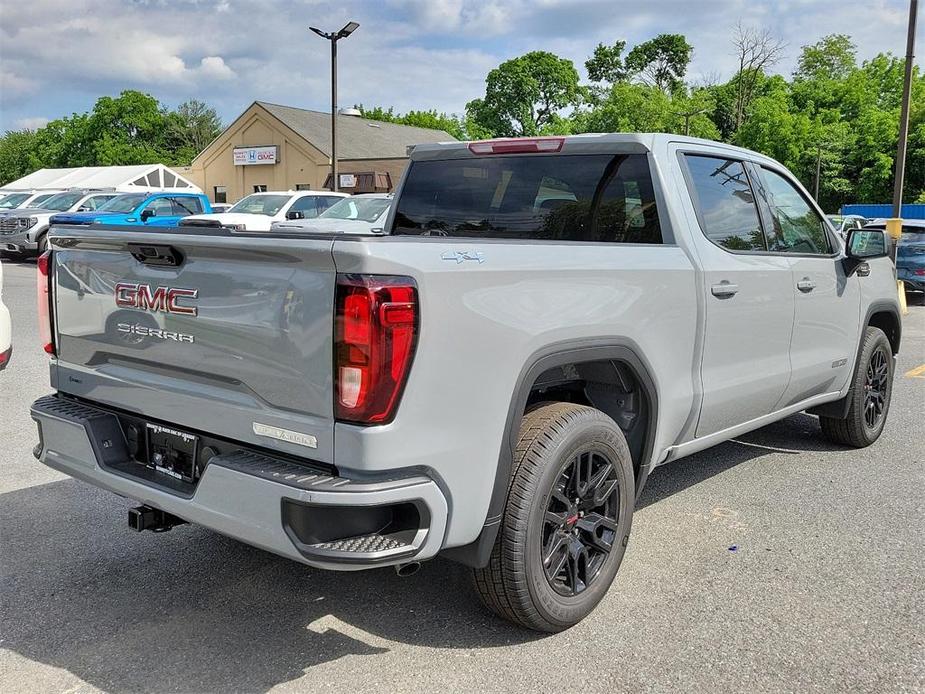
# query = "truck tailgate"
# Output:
<box><xmin>50</xmin><ymin>227</ymin><xmax>338</xmax><ymax>464</ymax></box>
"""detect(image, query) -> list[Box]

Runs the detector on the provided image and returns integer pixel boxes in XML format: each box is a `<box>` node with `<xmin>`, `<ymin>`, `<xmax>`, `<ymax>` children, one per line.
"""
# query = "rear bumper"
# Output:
<box><xmin>31</xmin><ymin>395</ymin><xmax>448</xmax><ymax>570</ymax></box>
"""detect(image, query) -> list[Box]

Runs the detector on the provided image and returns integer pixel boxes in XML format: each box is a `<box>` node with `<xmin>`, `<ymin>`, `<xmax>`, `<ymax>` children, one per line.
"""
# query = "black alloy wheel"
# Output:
<box><xmin>542</xmin><ymin>450</ymin><xmax>620</xmax><ymax>596</ymax></box>
<box><xmin>863</xmin><ymin>346</ymin><xmax>890</xmax><ymax>430</ymax></box>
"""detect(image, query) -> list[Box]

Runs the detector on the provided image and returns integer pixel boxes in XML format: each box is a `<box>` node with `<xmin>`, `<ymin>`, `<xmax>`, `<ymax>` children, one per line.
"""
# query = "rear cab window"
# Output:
<box><xmin>682</xmin><ymin>155</ymin><xmax>767</xmax><ymax>252</ymax></box>
<box><xmin>391</xmin><ymin>153</ymin><xmax>662</xmax><ymax>243</ymax></box>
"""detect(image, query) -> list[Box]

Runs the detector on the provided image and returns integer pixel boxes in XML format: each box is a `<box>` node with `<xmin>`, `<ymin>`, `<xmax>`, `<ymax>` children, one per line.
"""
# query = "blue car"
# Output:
<box><xmin>865</xmin><ymin>219</ymin><xmax>925</xmax><ymax>293</ymax></box>
<box><xmin>51</xmin><ymin>192</ymin><xmax>212</xmax><ymax>227</ymax></box>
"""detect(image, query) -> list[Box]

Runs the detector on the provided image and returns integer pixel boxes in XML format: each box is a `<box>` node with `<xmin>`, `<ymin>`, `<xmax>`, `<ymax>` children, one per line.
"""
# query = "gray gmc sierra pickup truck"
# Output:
<box><xmin>31</xmin><ymin>134</ymin><xmax>901</xmax><ymax>631</ymax></box>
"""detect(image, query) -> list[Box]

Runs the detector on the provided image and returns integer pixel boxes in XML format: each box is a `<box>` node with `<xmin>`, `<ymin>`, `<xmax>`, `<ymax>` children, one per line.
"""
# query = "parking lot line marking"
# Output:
<box><xmin>905</xmin><ymin>364</ymin><xmax>925</xmax><ymax>379</ymax></box>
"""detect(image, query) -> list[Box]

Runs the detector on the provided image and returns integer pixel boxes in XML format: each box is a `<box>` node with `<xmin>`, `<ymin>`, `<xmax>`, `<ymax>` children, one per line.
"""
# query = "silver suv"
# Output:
<box><xmin>31</xmin><ymin>134</ymin><xmax>901</xmax><ymax>631</ymax></box>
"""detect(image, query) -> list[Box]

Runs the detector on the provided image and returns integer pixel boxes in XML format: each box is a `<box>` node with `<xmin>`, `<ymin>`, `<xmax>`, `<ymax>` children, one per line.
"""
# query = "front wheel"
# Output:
<box><xmin>819</xmin><ymin>326</ymin><xmax>894</xmax><ymax>447</ymax></box>
<box><xmin>473</xmin><ymin>402</ymin><xmax>635</xmax><ymax>632</ymax></box>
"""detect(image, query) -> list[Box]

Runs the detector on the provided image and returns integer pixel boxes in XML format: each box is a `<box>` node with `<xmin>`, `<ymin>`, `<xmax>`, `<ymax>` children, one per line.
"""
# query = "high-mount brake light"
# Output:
<box><xmin>467</xmin><ymin>137</ymin><xmax>565</xmax><ymax>155</ymax></box>
<box><xmin>334</xmin><ymin>274</ymin><xmax>419</xmax><ymax>424</ymax></box>
<box><xmin>36</xmin><ymin>250</ymin><xmax>55</xmax><ymax>355</ymax></box>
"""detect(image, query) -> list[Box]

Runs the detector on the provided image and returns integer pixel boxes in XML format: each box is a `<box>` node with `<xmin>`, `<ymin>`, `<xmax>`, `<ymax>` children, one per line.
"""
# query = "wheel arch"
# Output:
<box><xmin>442</xmin><ymin>338</ymin><xmax>660</xmax><ymax>568</ymax></box>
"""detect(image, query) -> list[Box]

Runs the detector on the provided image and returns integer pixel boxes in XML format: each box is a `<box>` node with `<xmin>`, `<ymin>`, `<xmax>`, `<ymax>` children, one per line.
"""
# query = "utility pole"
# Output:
<box><xmin>891</xmin><ymin>0</ymin><xmax>918</xmax><ymax>218</ymax></box>
<box><xmin>310</xmin><ymin>21</ymin><xmax>360</xmax><ymax>192</ymax></box>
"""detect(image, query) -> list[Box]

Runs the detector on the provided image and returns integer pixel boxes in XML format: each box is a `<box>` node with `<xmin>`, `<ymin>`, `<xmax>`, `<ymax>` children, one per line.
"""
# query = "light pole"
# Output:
<box><xmin>310</xmin><ymin>21</ymin><xmax>360</xmax><ymax>192</ymax></box>
<box><xmin>891</xmin><ymin>0</ymin><xmax>918</xmax><ymax>218</ymax></box>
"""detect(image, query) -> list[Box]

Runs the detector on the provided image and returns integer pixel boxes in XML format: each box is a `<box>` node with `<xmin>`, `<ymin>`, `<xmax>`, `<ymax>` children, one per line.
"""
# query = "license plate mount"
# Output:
<box><xmin>145</xmin><ymin>423</ymin><xmax>199</xmax><ymax>483</ymax></box>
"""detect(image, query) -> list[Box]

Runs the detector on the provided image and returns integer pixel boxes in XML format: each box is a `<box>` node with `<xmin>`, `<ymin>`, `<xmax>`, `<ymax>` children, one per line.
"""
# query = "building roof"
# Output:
<box><xmin>0</xmin><ymin>164</ymin><xmax>200</xmax><ymax>193</ymax></box>
<box><xmin>256</xmin><ymin>102</ymin><xmax>456</xmax><ymax>159</ymax></box>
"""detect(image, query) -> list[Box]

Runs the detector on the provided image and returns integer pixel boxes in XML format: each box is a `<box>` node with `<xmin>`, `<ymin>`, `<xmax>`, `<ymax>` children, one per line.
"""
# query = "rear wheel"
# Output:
<box><xmin>819</xmin><ymin>326</ymin><xmax>893</xmax><ymax>447</ymax></box>
<box><xmin>473</xmin><ymin>402</ymin><xmax>634</xmax><ymax>632</ymax></box>
<box><xmin>36</xmin><ymin>233</ymin><xmax>48</xmax><ymax>256</ymax></box>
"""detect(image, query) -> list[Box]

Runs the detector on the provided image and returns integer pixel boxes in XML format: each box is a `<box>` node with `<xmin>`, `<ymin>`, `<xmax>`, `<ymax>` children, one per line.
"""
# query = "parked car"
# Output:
<box><xmin>1</xmin><ymin>190</ymin><xmax>117</xmax><ymax>256</ymax></box>
<box><xmin>0</xmin><ymin>190</ymin><xmax>62</xmax><ymax>213</ymax></box>
<box><xmin>864</xmin><ymin>218</ymin><xmax>925</xmax><ymax>293</ymax></box>
<box><xmin>33</xmin><ymin>134</ymin><xmax>901</xmax><ymax>632</ymax></box>
<box><xmin>0</xmin><ymin>260</ymin><xmax>10</xmax><ymax>370</ymax></box>
<box><xmin>50</xmin><ymin>192</ymin><xmax>212</xmax><ymax>227</ymax></box>
<box><xmin>271</xmin><ymin>193</ymin><xmax>392</xmax><ymax>234</ymax></box>
<box><xmin>182</xmin><ymin>190</ymin><xmax>347</xmax><ymax>232</ymax></box>
<box><xmin>826</xmin><ymin>214</ymin><xmax>868</xmax><ymax>239</ymax></box>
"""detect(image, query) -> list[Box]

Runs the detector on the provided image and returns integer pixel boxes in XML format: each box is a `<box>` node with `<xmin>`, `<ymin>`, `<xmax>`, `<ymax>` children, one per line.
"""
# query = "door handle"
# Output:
<box><xmin>711</xmin><ymin>281</ymin><xmax>739</xmax><ymax>298</ymax></box>
<box><xmin>796</xmin><ymin>277</ymin><xmax>816</xmax><ymax>292</ymax></box>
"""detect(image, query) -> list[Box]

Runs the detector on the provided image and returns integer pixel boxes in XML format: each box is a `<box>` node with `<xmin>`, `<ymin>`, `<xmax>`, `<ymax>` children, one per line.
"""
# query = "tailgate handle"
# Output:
<box><xmin>128</xmin><ymin>243</ymin><xmax>184</xmax><ymax>267</ymax></box>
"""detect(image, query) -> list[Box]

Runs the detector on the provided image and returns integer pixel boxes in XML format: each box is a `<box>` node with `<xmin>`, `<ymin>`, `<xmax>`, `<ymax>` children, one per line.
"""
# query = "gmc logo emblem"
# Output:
<box><xmin>115</xmin><ymin>282</ymin><xmax>198</xmax><ymax>316</ymax></box>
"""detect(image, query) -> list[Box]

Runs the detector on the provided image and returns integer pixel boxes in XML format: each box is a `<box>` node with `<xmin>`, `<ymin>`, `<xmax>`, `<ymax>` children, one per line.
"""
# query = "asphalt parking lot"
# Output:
<box><xmin>1</xmin><ymin>258</ymin><xmax>923</xmax><ymax>694</ymax></box>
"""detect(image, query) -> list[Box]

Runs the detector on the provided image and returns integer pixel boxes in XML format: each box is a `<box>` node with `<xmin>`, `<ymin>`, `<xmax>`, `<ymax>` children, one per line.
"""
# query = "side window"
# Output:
<box><xmin>85</xmin><ymin>195</ymin><xmax>113</xmax><ymax>210</ymax></box>
<box><xmin>316</xmin><ymin>196</ymin><xmax>340</xmax><ymax>213</ymax></box>
<box><xmin>144</xmin><ymin>197</ymin><xmax>174</xmax><ymax>217</ymax></box>
<box><xmin>171</xmin><ymin>196</ymin><xmax>203</xmax><ymax>215</ymax></box>
<box><xmin>289</xmin><ymin>196</ymin><xmax>320</xmax><ymax>216</ymax></box>
<box><xmin>760</xmin><ymin>168</ymin><xmax>833</xmax><ymax>255</ymax></box>
<box><xmin>684</xmin><ymin>155</ymin><xmax>766</xmax><ymax>251</ymax></box>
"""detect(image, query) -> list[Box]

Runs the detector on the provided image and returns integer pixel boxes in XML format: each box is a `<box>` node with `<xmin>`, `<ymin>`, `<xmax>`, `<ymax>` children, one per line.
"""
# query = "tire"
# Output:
<box><xmin>819</xmin><ymin>326</ymin><xmax>894</xmax><ymax>448</ymax></box>
<box><xmin>36</xmin><ymin>234</ymin><xmax>48</xmax><ymax>256</ymax></box>
<box><xmin>473</xmin><ymin>402</ymin><xmax>635</xmax><ymax>632</ymax></box>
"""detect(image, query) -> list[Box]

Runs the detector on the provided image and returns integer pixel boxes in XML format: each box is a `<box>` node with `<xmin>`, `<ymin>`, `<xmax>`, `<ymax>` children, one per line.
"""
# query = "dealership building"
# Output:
<box><xmin>184</xmin><ymin>101</ymin><xmax>456</xmax><ymax>203</ymax></box>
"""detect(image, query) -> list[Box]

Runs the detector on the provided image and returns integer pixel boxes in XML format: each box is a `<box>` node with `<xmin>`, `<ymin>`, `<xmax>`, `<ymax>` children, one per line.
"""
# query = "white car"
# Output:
<box><xmin>0</xmin><ymin>190</ymin><xmax>63</xmax><ymax>214</ymax></box>
<box><xmin>0</xmin><ymin>260</ymin><xmax>11</xmax><ymax>371</ymax></box>
<box><xmin>271</xmin><ymin>193</ymin><xmax>393</xmax><ymax>235</ymax></box>
<box><xmin>183</xmin><ymin>190</ymin><xmax>347</xmax><ymax>232</ymax></box>
<box><xmin>1</xmin><ymin>190</ymin><xmax>118</xmax><ymax>256</ymax></box>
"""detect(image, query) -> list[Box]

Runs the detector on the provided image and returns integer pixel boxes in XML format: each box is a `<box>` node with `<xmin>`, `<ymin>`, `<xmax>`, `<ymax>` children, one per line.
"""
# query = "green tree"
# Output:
<box><xmin>0</xmin><ymin>129</ymin><xmax>39</xmax><ymax>186</ymax></box>
<box><xmin>356</xmin><ymin>105</ymin><xmax>465</xmax><ymax>140</ymax></box>
<box><xmin>166</xmin><ymin>99</ymin><xmax>223</xmax><ymax>164</ymax></box>
<box><xmin>86</xmin><ymin>90</ymin><xmax>172</xmax><ymax>165</ymax></box>
<box><xmin>794</xmin><ymin>34</ymin><xmax>856</xmax><ymax>82</ymax></box>
<box><xmin>586</xmin><ymin>41</ymin><xmax>628</xmax><ymax>85</ymax></box>
<box><xmin>625</xmin><ymin>34</ymin><xmax>693</xmax><ymax>94</ymax></box>
<box><xmin>465</xmin><ymin>51</ymin><xmax>581</xmax><ymax>137</ymax></box>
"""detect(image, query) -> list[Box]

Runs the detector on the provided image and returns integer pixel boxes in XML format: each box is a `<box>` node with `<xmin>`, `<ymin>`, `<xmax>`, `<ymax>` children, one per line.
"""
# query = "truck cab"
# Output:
<box><xmin>51</xmin><ymin>192</ymin><xmax>211</xmax><ymax>227</ymax></box>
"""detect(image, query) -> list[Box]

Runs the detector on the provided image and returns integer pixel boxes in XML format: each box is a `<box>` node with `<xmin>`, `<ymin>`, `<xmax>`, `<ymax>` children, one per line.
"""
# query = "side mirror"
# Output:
<box><xmin>140</xmin><ymin>208</ymin><xmax>155</xmax><ymax>222</ymax></box>
<box><xmin>844</xmin><ymin>228</ymin><xmax>888</xmax><ymax>276</ymax></box>
<box><xmin>77</xmin><ymin>205</ymin><xmax>90</xmax><ymax>212</ymax></box>
<box><xmin>286</xmin><ymin>210</ymin><xmax>305</xmax><ymax>220</ymax></box>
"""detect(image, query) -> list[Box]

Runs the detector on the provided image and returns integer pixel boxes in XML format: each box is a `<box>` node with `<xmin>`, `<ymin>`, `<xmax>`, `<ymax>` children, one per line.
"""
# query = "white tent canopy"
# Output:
<box><xmin>1</xmin><ymin>164</ymin><xmax>201</xmax><ymax>193</ymax></box>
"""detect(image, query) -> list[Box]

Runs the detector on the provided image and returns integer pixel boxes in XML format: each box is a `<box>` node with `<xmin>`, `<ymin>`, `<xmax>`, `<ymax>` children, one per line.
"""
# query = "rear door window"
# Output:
<box><xmin>171</xmin><ymin>196</ymin><xmax>203</xmax><ymax>215</ymax></box>
<box><xmin>683</xmin><ymin>155</ymin><xmax>767</xmax><ymax>252</ymax></box>
<box><xmin>392</xmin><ymin>153</ymin><xmax>662</xmax><ymax>243</ymax></box>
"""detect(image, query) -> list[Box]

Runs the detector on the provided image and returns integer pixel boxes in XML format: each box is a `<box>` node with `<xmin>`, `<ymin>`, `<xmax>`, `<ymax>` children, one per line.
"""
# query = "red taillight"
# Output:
<box><xmin>914</xmin><ymin>268</ymin><xmax>925</xmax><ymax>276</ymax></box>
<box><xmin>334</xmin><ymin>274</ymin><xmax>418</xmax><ymax>424</ymax></box>
<box><xmin>36</xmin><ymin>250</ymin><xmax>55</xmax><ymax>355</ymax></box>
<box><xmin>468</xmin><ymin>137</ymin><xmax>565</xmax><ymax>155</ymax></box>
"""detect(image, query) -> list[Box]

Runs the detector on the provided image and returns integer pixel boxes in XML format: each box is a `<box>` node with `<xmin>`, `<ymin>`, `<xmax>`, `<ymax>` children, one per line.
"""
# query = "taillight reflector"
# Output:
<box><xmin>468</xmin><ymin>137</ymin><xmax>565</xmax><ymax>155</ymax></box>
<box><xmin>36</xmin><ymin>250</ymin><xmax>55</xmax><ymax>355</ymax></box>
<box><xmin>334</xmin><ymin>275</ymin><xmax>418</xmax><ymax>424</ymax></box>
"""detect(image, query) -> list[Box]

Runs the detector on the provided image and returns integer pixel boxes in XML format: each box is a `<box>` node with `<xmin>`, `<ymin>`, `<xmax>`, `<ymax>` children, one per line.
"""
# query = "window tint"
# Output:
<box><xmin>684</xmin><ymin>155</ymin><xmax>766</xmax><ymax>251</ymax></box>
<box><xmin>145</xmin><ymin>197</ymin><xmax>174</xmax><ymax>216</ymax></box>
<box><xmin>171</xmin><ymin>196</ymin><xmax>203</xmax><ymax>215</ymax></box>
<box><xmin>761</xmin><ymin>168</ymin><xmax>832</xmax><ymax>255</ymax></box>
<box><xmin>290</xmin><ymin>195</ymin><xmax>321</xmax><ymax>216</ymax></box>
<box><xmin>316</xmin><ymin>196</ymin><xmax>340</xmax><ymax>213</ymax></box>
<box><xmin>84</xmin><ymin>195</ymin><xmax>115</xmax><ymax>210</ymax></box>
<box><xmin>392</xmin><ymin>153</ymin><xmax>662</xmax><ymax>243</ymax></box>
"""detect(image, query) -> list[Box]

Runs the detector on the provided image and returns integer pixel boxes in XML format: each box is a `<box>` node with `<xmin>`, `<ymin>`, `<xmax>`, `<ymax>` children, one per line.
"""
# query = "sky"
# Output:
<box><xmin>0</xmin><ymin>0</ymin><xmax>922</xmax><ymax>132</ymax></box>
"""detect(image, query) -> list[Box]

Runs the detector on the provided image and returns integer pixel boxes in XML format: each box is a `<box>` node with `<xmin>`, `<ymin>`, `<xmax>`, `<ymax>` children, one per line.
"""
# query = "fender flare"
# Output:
<box><xmin>441</xmin><ymin>338</ymin><xmax>660</xmax><ymax>568</ymax></box>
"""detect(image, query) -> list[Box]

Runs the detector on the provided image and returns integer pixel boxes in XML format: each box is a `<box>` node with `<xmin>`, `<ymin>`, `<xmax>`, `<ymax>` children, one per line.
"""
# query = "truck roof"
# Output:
<box><xmin>408</xmin><ymin>133</ymin><xmax>782</xmax><ymax>168</ymax></box>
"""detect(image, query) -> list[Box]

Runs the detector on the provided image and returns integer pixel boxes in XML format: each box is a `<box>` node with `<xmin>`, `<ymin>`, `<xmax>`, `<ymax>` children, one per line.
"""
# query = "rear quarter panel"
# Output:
<box><xmin>332</xmin><ymin>237</ymin><xmax>699</xmax><ymax>547</ymax></box>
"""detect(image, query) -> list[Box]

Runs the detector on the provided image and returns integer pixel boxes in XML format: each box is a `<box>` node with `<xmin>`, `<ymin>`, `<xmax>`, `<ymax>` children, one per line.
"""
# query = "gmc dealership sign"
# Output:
<box><xmin>233</xmin><ymin>145</ymin><xmax>278</xmax><ymax>166</ymax></box>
